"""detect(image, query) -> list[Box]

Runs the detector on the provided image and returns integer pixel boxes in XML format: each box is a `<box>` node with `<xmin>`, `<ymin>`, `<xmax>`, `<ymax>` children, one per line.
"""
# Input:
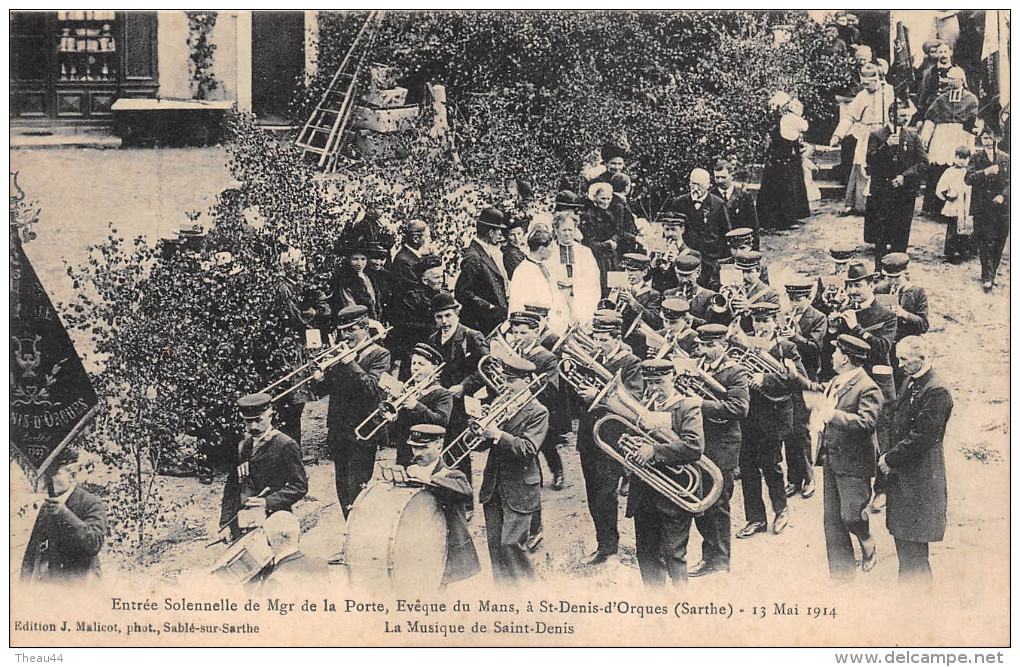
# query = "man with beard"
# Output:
<box><xmin>672</xmin><ymin>169</ymin><xmax>731</xmax><ymax>290</ymax></box>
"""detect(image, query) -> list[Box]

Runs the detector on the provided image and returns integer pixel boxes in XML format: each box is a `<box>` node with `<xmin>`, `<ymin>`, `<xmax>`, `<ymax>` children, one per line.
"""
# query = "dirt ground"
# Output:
<box><xmin>8</xmin><ymin>147</ymin><xmax>1011</xmax><ymax>628</ymax></box>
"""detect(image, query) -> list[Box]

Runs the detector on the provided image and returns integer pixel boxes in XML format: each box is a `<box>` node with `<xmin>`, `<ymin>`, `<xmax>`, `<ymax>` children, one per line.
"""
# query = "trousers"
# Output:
<box><xmin>740</xmin><ymin>427</ymin><xmax>788</xmax><ymax>524</ymax></box>
<box><xmin>822</xmin><ymin>465</ymin><xmax>872</xmax><ymax>579</ymax></box>
<box><xmin>579</xmin><ymin>443</ymin><xmax>623</xmax><ymax>555</ymax></box>
<box><xmin>976</xmin><ymin>212</ymin><xmax>1010</xmax><ymax>284</ymax></box>
<box><xmin>483</xmin><ymin>493</ymin><xmax>534</xmax><ymax>585</ymax></box>
<box><xmin>784</xmin><ymin>395</ymin><xmax>815</xmax><ymax>489</ymax></box>
<box><xmin>634</xmin><ymin>504</ymin><xmax>694</xmax><ymax>586</ymax></box>
<box><xmin>332</xmin><ymin>437</ymin><xmax>377</xmax><ymax>519</ymax></box>
<box><xmin>894</xmin><ymin>538</ymin><xmax>933</xmax><ymax>582</ymax></box>
<box><xmin>693</xmin><ymin>467</ymin><xmax>735</xmax><ymax>568</ymax></box>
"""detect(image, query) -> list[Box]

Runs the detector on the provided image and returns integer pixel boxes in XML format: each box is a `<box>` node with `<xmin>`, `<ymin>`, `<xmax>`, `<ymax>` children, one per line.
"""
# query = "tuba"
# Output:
<box><xmin>355</xmin><ymin>363</ymin><xmax>446</xmax><ymax>441</ymax></box>
<box><xmin>553</xmin><ymin>323</ymin><xmax>613</xmax><ymax>395</ymax></box>
<box><xmin>441</xmin><ymin>375</ymin><xmax>547</xmax><ymax>469</ymax></box>
<box><xmin>590</xmin><ymin>372</ymin><xmax>723</xmax><ymax>514</ymax></box>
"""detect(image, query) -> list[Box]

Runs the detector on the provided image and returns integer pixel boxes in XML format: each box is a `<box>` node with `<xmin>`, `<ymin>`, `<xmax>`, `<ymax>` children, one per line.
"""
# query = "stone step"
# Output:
<box><xmin>10</xmin><ymin>127</ymin><xmax>122</xmax><ymax>149</ymax></box>
<box><xmin>745</xmin><ymin>179</ymin><xmax>845</xmax><ymax>200</ymax></box>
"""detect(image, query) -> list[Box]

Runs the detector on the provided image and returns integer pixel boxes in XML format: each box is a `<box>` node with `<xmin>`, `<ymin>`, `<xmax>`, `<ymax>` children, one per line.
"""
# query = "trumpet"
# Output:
<box><xmin>590</xmin><ymin>372</ymin><xmax>723</xmax><ymax>514</ymax></box>
<box><xmin>441</xmin><ymin>375</ymin><xmax>547</xmax><ymax>469</ymax></box>
<box><xmin>260</xmin><ymin>326</ymin><xmax>391</xmax><ymax>403</ymax></box>
<box><xmin>604</xmin><ymin>286</ymin><xmax>633</xmax><ymax>314</ymax></box>
<box><xmin>354</xmin><ymin>363</ymin><xmax>446</xmax><ymax>441</ymax></box>
<box><xmin>553</xmin><ymin>324</ymin><xmax>613</xmax><ymax>395</ymax></box>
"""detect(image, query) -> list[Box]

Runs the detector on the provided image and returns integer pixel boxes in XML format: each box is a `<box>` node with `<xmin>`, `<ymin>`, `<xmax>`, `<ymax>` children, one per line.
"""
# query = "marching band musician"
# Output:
<box><xmin>615</xmin><ymin>252</ymin><xmax>663</xmax><ymax>331</ymax></box>
<box><xmin>809</xmin><ymin>335</ymin><xmax>883</xmax><ymax>579</ymax></box>
<box><xmin>626</xmin><ymin>359</ymin><xmax>706</xmax><ymax>585</ymax></box>
<box><xmin>648</xmin><ymin>212</ymin><xmax>694</xmax><ymax>294</ymax></box>
<box><xmin>219</xmin><ymin>393</ymin><xmax>308</xmax><ymax>541</ymax></box>
<box><xmin>476</xmin><ymin>356</ymin><xmax>550</xmax><ymax>585</ymax></box>
<box><xmin>729</xmin><ymin>250</ymin><xmax>780</xmax><ymax>333</ymax></box>
<box><xmin>524</xmin><ymin>302</ymin><xmax>560</xmax><ymax>351</ymax></box>
<box><xmin>649</xmin><ymin>298</ymin><xmax>699</xmax><ymax>358</ymax></box>
<box><xmin>429</xmin><ymin>291</ymin><xmax>490</xmax><ymax>516</ymax></box>
<box><xmin>875</xmin><ymin>253</ymin><xmax>929</xmax><ymax>365</ymax></box>
<box><xmin>719</xmin><ymin>228</ymin><xmax>769</xmax><ymax>284</ymax></box>
<box><xmin>813</xmin><ymin>243</ymin><xmax>857</xmax><ymax>316</ymax></box>
<box><xmin>662</xmin><ymin>254</ymin><xmax>727</xmax><ymax>326</ymax></box>
<box><xmin>575</xmin><ymin>311</ymin><xmax>643</xmax><ymax>566</ymax></box>
<box><xmin>823</xmin><ymin>261</ymin><xmax>898</xmax><ymax>379</ymax></box>
<box><xmin>730</xmin><ymin>303</ymin><xmax>806</xmax><ymax>539</ymax></box>
<box><xmin>314</xmin><ymin>306</ymin><xmax>391</xmax><ymax>525</ymax></box>
<box><xmin>393</xmin><ymin>343</ymin><xmax>454</xmax><ymax>468</ymax></box>
<box><xmin>783</xmin><ymin>277</ymin><xmax>827</xmax><ymax>499</ymax></box>
<box><xmin>390</xmin><ymin>253</ymin><xmax>445</xmax><ymax>380</ymax></box>
<box><xmin>402</xmin><ymin>424</ymin><xmax>481</xmax><ymax>586</ymax></box>
<box><xmin>687</xmin><ymin>324</ymin><xmax>750</xmax><ymax>578</ymax></box>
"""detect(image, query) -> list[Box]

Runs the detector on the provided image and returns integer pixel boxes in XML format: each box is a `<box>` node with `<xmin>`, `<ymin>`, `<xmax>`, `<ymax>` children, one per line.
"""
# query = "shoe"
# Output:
<box><xmin>800</xmin><ymin>479</ymin><xmax>816</xmax><ymax>499</ymax></box>
<box><xmin>784</xmin><ymin>483</ymin><xmax>799</xmax><ymax>498</ymax></box>
<box><xmin>869</xmin><ymin>492</ymin><xmax>886</xmax><ymax>514</ymax></box>
<box><xmin>465</xmin><ymin>509</ymin><xmax>474</xmax><ymax>522</ymax></box>
<box><xmin>526</xmin><ymin>532</ymin><xmax>544</xmax><ymax>552</ymax></box>
<box><xmin>983</xmin><ymin>281</ymin><xmax>993</xmax><ymax>292</ymax></box>
<box><xmin>301</xmin><ymin>454</ymin><xmax>318</xmax><ymax>466</ymax></box>
<box><xmin>733</xmin><ymin>466</ymin><xmax>741</xmax><ymax>481</ymax></box>
<box><xmin>581</xmin><ymin>549</ymin><xmax>616</xmax><ymax>566</ymax></box>
<box><xmin>552</xmin><ymin>473</ymin><xmax>565</xmax><ymax>491</ymax></box>
<box><xmin>772</xmin><ymin>508</ymin><xmax>790</xmax><ymax>534</ymax></box>
<box><xmin>688</xmin><ymin>560</ymin><xmax>727</xmax><ymax>578</ymax></box>
<box><xmin>861</xmin><ymin>542</ymin><xmax>878</xmax><ymax>573</ymax></box>
<box><xmin>736</xmin><ymin>521</ymin><xmax>767</xmax><ymax>539</ymax></box>
<box><xmin>328</xmin><ymin>550</ymin><xmax>346</xmax><ymax>565</ymax></box>
<box><xmin>618</xmin><ymin>478</ymin><xmax>630</xmax><ymax>497</ymax></box>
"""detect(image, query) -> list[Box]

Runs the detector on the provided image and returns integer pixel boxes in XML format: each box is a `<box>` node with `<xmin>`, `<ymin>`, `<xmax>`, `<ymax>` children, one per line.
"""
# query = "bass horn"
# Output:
<box><xmin>590</xmin><ymin>372</ymin><xmax>724</xmax><ymax>514</ymax></box>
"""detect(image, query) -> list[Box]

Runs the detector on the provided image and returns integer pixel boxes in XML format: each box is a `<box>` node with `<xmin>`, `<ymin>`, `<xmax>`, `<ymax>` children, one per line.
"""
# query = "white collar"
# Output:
<box><xmin>859</xmin><ymin>295</ymin><xmax>875</xmax><ymax>309</ymax></box>
<box><xmin>273</xmin><ymin>546</ymin><xmax>300</xmax><ymax>563</ymax></box>
<box><xmin>911</xmin><ymin>364</ymin><xmax>932</xmax><ymax>380</ymax></box>
<box><xmin>440</xmin><ymin>327</ymin><xmax>457</xmax><ymax>346</ymax></box>
<box><xmin>253</xmin><ymin>427</ymin><xmax>279</xmax><ymax>450</ymax></box>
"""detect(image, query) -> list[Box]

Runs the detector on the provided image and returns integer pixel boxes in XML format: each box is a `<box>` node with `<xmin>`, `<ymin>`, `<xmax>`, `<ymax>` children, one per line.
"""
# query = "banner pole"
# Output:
<box><xmin>31</xmin><ymin>403</ymin><xmax>101</xmax><ymax>491</ymax></box>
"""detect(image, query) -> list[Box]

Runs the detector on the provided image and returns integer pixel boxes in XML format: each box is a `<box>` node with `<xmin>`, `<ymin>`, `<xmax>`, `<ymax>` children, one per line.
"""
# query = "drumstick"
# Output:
<box><xmin>207</xmin><ymin>487</ymin><xmax>271</xmax><ymax>548</ymax></box>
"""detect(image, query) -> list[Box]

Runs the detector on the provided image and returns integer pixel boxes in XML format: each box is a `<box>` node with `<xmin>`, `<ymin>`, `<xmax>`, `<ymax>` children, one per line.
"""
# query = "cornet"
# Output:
<box><xmin>478</xmin><ymin>333</ymin><xmax>520</xmax><ymax>393</ymax></box>
<box><xmin>590</xmin><ymin>372</ymin><xmax>723</xmax><ymax>513</ymax></box>
<box><xmin>355</xmin><ymin>363</ymin><xmax>446</xmax><ymax>441</ymax></box>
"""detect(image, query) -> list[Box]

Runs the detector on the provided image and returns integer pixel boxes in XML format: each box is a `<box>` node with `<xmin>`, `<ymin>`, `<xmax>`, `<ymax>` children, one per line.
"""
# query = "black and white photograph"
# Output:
<box><xmin>8</xmin><ymin>8</ymin><xmax>1011</xmax><ymax>653</ymax></box>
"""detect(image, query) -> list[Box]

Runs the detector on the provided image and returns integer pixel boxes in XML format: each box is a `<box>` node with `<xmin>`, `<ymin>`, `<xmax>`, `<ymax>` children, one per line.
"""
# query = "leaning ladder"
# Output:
<box><xmin>295</xmin><ymin>10</ymin><xmax>382</xmax><ymax>171</ymax></box>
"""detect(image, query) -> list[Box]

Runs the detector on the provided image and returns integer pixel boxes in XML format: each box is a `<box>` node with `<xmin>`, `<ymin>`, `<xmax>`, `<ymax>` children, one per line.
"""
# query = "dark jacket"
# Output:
<box><xmin>675</xmin><ymin>193</ymin><xmax>731</xmax><ymax>264</ymax></box>
<box><xmin>700</xmin><ymin>358</ymin><xmax>750</xmax><ymax>471</ymax></box>
<box><xmin>608</xmin><ymin>196</ymin><xmax>641</xmax><ymax>255</ymax></box>
<box><xmin>391</xmin><ymin>245</ymin><xmax>424</xmax><ymax>293</ymax></box>
<box><xmin>578</xmin><ymin>345</ymin><xmax>643</xmax><ymax>448</ymax></box>
<box><xmin>824</xmin><ymin>298</ymin><xmax>898</xmax><ymax>377</ymax></box>
<box><xmin>388</xmin><ymin>283</ymin><xmax>439</xmax><ymax>365</ymax></box>
<box><xmin>866</xmin><ymin>126</ymin><xmax>928</xmax><ymax>195</ymax></box>
<box><xmin>663</xmin><ymin>285</ymin><xmax>724</xmax><ymax>327</ymax></box>
<box><xmin>394</xmin><ymin>385</ymin><xmax>454</xmax><ymax>467</ymax></box>
<box><xmin>713</xmin><ymin>185</ymin><xmax>760</xmax><ymax>249</ymax></box>
<box><xmin>455</xmin><ymin>239</ymin><xmax>509</xmax><ymax>335</ymax></box>
<box><xmin>321</xmin><ymin>343</ymin><xmax>392</xmax><ymax>450</ymax></box>
<box><xmin>966</xmin><ymin>148</ymin><xmax>1010</xmax><ymax>224</ymax></box>
<box><xmin>21</xmin><ymin>486</ymin><xmax>107</xmax><ymax>582</ymax></box>
<box><xmin>477</xmin><ymin>398</ymin><xmax>550</xmax><ymax>514</ymax></box>
<box><xmin>885</xmin><ymin>369</ymin><xmax>952</xmax><ymax>542</ymax></box>
<box><xmin>875</xmin><ymin>283</ymin><xmax>929</xmax><ymax>340</ymax></box>
<box><xmin>430</xmin><ymin>324</ymin><xmax>488</xmax><ymax>390</ymax></box>
<box><xmin>220</xmin><ymin>431</ymin><xmax>308</xmax><ymax>529</ymax></box>
<box><xmin>503</xmin><ymin>245</ymin><xmax>527</xmax><ymax>280</ymax></box>
<box><xmin>791</xmin><ymin>305</ymin><xmax>827</xmax><ymax>380</ymax></box>
<box><xmin>626</xmin><ymin>394</ymin><xmax>705</xmax><ymax>518</ymax></box>
<box><xmin>426</xmin><ymin>464</ymin><xmax>481</xmax><ymax>584</ymax></box>
<box><xmin>816</xmin><ymin>368</ymin><xmax>883</xmax><ymax>478</ymax></box>
<box><xmin>743</xmin><ymin>338</ymin><xmax>805</xmax><ymax>438</ymax></box>
<box><xmin>330</xmin><ymin>268</ymin><xmax>379</xmax><ymax>323</ymax></box>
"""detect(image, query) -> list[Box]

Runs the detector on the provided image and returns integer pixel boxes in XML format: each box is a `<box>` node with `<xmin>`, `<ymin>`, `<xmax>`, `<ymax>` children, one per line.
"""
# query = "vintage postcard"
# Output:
<box><xmin>9</xmin><ymin>9</ymin><xmax>1010</xmax><ymax>650</ymax></box>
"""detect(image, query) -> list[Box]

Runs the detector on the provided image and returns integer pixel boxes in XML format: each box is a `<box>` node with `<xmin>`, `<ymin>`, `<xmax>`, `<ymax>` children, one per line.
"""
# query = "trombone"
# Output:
<box><xmin>261</xmin><ymin>326</ymin><xmax>392</xmax><ymax>403</ymax></box>
<box><xmin>590</xmin><ymin>372</ymin><xmax>723</xmax><ymax>514</ymax></box>
<box><xmin>440</xmin><ymin>375</ymin><xmax>547</xmax><ymax>469</ymax></box>
<box><xmin>354</xmin><ymin>363</ymin><xmax>446</xmax><ymax>441</ymax></box>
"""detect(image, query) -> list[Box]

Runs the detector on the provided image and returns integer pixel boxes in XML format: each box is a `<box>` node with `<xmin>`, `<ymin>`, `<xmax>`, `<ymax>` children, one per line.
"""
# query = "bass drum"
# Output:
<box><xmin>342</xmin><ymin>482</ymin><xmax>448</xmax><ymax>591</ymax></box>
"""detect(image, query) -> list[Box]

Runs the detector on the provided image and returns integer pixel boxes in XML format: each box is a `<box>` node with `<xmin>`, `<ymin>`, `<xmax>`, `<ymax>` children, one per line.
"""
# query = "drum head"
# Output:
<box><xmin>209</xmin><ymin>528</ymin><xmax>273</xmax><ymax>584</ymax></box>
<box><xmin>344</xmin><ymin>483</ymin><xmax>448</xmax><ymax>591</ymax></box>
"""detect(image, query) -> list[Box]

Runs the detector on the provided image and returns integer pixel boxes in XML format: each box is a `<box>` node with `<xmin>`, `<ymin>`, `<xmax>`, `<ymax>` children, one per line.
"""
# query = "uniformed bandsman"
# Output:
<box><xmin>393</xmin><ymin>343</ymin><xmax>454</xmax><ymax>468</ymax></box>
<box><xmin>663</xmin><ymin>254</ymin><xmax>727</xmax><ymax>326</ymax></box>
<box><xmin>783</xmin><ymin>277</ymin><xmax>826</xmax><ymax>499</ymax></box>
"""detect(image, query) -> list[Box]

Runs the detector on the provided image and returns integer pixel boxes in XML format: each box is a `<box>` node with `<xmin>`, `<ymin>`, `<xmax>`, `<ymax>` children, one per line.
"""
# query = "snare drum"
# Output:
<box><xmin>342</xmin><ymin>482</ymin><xmax>448</xmax><ymax>591</ymax></box>
<box><xmin>209</xmin><ymin>528</ymin><xmax>274</xmax><ymax>584</ymax></box>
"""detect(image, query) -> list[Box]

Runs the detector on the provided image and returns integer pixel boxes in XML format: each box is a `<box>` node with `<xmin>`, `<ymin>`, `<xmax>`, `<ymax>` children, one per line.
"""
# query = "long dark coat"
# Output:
<box><xmin>21</xmin><ymin>486</ymin><xmax>107</xmax><ymax>582</ymax></box>
<box><xmin>757</xmin><ymin>123</ymin><xmax>810</xmax><ymax>229</ymax></box>
<box><xmin>454</xmin><ymin>239</ymin><xmax>508</xmax><ymax>335</ymax></box>
<box><xmin>885</xmin><ymin>369</ymin><xmax>952</xmax><ymax>543</ymax></box>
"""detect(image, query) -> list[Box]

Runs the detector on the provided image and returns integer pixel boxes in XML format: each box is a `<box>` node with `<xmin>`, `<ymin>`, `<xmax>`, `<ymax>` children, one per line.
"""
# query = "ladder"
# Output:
<box><xmin>295</xmin><ymin>10</ymin><xmax>382</xmax><ymax>171</ymax></box>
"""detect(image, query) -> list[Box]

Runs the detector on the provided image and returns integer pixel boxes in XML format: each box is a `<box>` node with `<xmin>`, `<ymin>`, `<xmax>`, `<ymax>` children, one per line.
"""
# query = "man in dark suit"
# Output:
<box><xmin>712</xmin><ymin>160</ymin><xmax>760</xmax><ymax>249</ymax></box>
<box><xmin>824</xmin><ymin>261</ymin><xmax>898</xmax><ymax>379</ymax></box>
<box><xmin>731</xmin><ymin>303</ymin><xmax>805</xmax><ymax>539</ymax></box>
<box><xmin>866</xmin><ymin>103</ymin><xmax>928</xmax><ymax>265</ymax></box>
<box><xmin>429</xmin><ymin>292</ymin><xmax>489</xmax><ymax>511</ymax></box>
<box><xmin>625</xmin><ymin>359</ymin><xmax>705</xmax><ymax>585</ymax></box>
<box><xmin>966</xmin><ymin>127</ymin><xmax>1010</xmax><ymax>291</ymax></box>
<box><xmin>21</xmin><ymin>448</ymin><xmax>107</xmax><ymax>583</ymax></box>
<box><xmin>673</xmin><ymin>169</ymin><xmax>731</xmax><ymax>290</ymax></box>
<box><xmin>402</xmin><ymin>424</ymin><xmax>481</xmax><ymax>586</ymax></box>
<box><xmin>389</xmin><ymin>219</ymin><xmax>429</xmax><ymax>295</ymax></box>
<box><xmin>390</xmin><ymin>254</ymin><xmax>444</xmax><ymax>380</ymax></box>
<box><xmin>663</xmin><ymin>255</ymin><xmax>726</xmax><ymax>327</ymax></box>
<box><xmin>261</xmin><ymin>510</ymin><xmax>328</xmax><ymax>594</ymax></box>
<box><xmin>573</xmin><ymin>311</ymin><xmax>643</xmax><ymax>565</ymax></box>
<box><xmin>688</xmin><ymin>324</ymin><xmax>750</xmax><ymax>577</ymax></box>
<box><xmin>476</xmin><ymin>356</ymin><xmax>549</xmax><ymax>585</ymax></box>
<box><xmin>784</xmin><ymin>278</ymin><xmax>827</xmax><ymax>498</ymax></box>
<box><xmin>219</xmin><ymin>392</ymin><xmax>308</xmax><ymax>541</ymax></box>
<box><xmin>316</xmin><ymin>306</ymin><xmax>391</xmax><ymax>522</ymax></box>
<box><xmin>455</xmin><ymin>207</ymin><xmax>509</xmax><ymax>335</ymax></box>
<box><xmin>879</xmin><ymin>336</ymin><xmax>952</xmax><ymax>582</ymax></box>
<box><xmin>392</xmin><ymin>343</ymin><xmax>454</xmax><ymax>468</ymax></box>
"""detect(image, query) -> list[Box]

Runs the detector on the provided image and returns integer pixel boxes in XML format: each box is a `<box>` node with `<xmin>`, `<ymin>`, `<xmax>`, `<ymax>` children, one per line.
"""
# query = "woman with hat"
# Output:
<box><xmin>759</xmin><ymin>92</ymin><xmax>811</xmax><ymax>228</ymax></box>
<box><xmin>581</xmin><ymin>181</ymin><xmax>623</xmax><ymax>297</ymax></box>
<box><xmin>330</xmin><ymin>242</ymin><xmax>380</xmax><ymax>323</ymax></box>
